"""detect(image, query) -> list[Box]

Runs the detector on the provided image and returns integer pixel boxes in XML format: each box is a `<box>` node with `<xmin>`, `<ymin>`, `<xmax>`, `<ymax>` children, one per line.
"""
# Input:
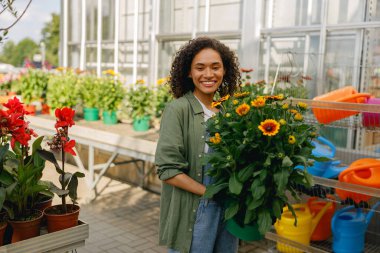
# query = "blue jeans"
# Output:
<box><xmin>169</xmin><ymin>199</ymin><xmax>238</xmax><ymax>253</ymax></box>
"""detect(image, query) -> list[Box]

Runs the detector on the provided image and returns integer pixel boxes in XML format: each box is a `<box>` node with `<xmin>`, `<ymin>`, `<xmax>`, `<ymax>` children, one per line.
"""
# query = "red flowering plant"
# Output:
<box><xmin>37</xmin><ymin>107</ymin><xmax>85</xmax><ymax>214</ymax></box>
<box><xmin>0</xmin><ymin>97</ymin><xmax>53</xmax><ymax>220</ymax></box>
<box><xmin>203</xmin><ymin>92</ymin><xmax>321</xmax><ymax>236</ymax></box>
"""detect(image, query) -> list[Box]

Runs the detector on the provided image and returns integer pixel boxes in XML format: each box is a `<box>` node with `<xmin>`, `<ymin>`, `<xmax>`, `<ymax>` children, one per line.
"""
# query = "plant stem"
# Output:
<box><xmin>61</xmin><ymin>140</ymin><xmax>67</xmax><ymax>213</ymax></box>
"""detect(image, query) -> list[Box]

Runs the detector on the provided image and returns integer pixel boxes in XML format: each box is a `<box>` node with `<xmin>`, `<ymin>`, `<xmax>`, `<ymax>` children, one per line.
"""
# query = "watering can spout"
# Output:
<box><xmin>311</xmin><ymin>202</ymin><xmax>333</xmax><ymax>236</ymax></box>
<box><xmin>365</xmin><ymin>201</ymin><xmax>380</xmax><ymax>226</ymax></box>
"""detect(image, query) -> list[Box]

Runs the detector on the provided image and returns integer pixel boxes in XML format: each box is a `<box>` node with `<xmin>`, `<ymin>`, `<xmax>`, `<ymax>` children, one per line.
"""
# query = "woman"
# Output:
<box><xmin>155</xmin><ymin>37</ymin><xmax>241</xmax><ymax>253</ymax></box>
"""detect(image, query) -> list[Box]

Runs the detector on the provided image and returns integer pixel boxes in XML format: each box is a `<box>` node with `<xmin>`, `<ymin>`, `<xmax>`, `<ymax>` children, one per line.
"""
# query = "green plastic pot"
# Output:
<box><xmin>84</xmin><ymin>107</ymin><xmax>99</xmax><ymax>121</ymax></box>
<box><xmin>225</xmin><ymin>218</ymin><xmax>263</xmax><ymax>241</ymax></box>
<box><xmin>133</xmin><ymin>116</ymin><xmax>150</xmax><ymax>131</ymax></box>
<box><xmin>102</xmin><ymin>111</ymin><xmax>118</xmax><ymax>125</ymax></box>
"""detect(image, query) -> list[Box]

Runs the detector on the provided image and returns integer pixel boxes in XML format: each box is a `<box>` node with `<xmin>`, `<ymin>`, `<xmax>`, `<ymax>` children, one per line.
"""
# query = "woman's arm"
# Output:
<box><xmin>164</xmin><ymin>173</ymin><xmax>206</xmax><ymax>196</ymax></box>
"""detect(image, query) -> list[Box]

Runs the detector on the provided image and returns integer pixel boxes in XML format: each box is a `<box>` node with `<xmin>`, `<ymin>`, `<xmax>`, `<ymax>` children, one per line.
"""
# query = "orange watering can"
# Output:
<box><xmin>336</xmin><ymin>158</ymin><xmax>380</xmax><ymax>203</ymax></box>
<box><xmin>307</xmin><ymin>196</ymin><xmax>336</xmax><ymax>241</ymax></box>
<box><xmin>274</xmin><ymin>202</ymin><xmax>332</xmax><ymax>253</ymax></box>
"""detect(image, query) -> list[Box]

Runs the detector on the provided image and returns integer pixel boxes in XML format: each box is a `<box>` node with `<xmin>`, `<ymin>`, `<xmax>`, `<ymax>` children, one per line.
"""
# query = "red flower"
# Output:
<box><xmin>64</xmin><ymin>140</ymin><xmax>76</xmax><ymax>156</ymax></box>
<box><xmin>240</xmin><ymin>68</ymin><xmax>254</xmax><ymax>73</ymax></box>
<box><xmin>3</xmin><ymin>97</ymin><xmax>26</xmax><ymax>114</ymax></box>
<box><xmin>55</xmin><ymin>107</ymin><xmax>75</xmax><ymax>128</ymax></box>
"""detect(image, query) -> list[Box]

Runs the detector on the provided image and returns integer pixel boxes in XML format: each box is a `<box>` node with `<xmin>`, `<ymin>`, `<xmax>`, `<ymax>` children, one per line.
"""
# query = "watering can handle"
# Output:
<box><xmin>338</xmin><ymin>163</ymin><xmax>380</xmax><ymax>180</ymax></box>
<box><xmin>283</xmin><ymin>203</ymin><xmax>307</xmax><ymax>213</ymax></box>
<box><xmin>366</xmin><ymin>201</ymin><xmax>380</xmax><ymax>225</ymax></box>
<box><xmin>316</xmin><ymin>136</ymin><xmax>336</xmax><ymax>157</ymax></box>
<box><xmin>311</xmin><ymin>202</ymin><xmax>333</xmax><ymax>235</ymax></box>
<box><xmin>331</xmin><ymin>206</ymin><xmax>355</xmax><ymax>237</ymax></box>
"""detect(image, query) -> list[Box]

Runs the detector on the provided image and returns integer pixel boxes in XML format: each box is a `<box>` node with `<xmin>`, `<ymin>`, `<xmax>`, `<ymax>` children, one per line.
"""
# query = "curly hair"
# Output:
<box><xmin>169</xmin><ymin>37</ymin><xmax>241</xmax><ymax>98</ymax></box>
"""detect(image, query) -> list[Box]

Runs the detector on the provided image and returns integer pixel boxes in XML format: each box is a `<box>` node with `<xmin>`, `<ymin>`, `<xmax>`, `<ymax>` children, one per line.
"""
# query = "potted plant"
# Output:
<box><xmin>125</xmin><ymin>82</ymin><xmax>156</xmax><ymax>131</ymax></box>
<box><xmin>20</xmin><ymin>69</ymin><xmax>50</xmax><ymax>115</ymax></box>
<box><xmin>37</xmin><ymin>107</ymin><xmax>85</xmax><ymax>233</ymax></box>
<box><xmin>203</xmin><ymin>92</ymin><xmax>322</xmax><ymax>240</ymax></box>
<box><xmin>154</xmin><ymin>77</ymin><xmax>173</xmax><ymax>120</ymax></box>
<box><xmin>78</xmin><ymin>75</ymin><xmax>101</xmax><ymax>121</ymax></box>
<box><xmin>97</xmin><ymin>76</ymin><xmax>125</xmax><ymax>125</ymax></box>
<box><xmin>0</xmin><ymin>97</ymin><xmax>53</xmax><ymax>242</ymax></box>
<box><xmin>46</xmin><ymin>70</ymin><xmax>79</xmax><ymax>112</ymax></box>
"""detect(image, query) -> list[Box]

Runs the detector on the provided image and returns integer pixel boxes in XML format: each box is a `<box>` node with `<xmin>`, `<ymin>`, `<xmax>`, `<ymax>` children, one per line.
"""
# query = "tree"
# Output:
<box><xmin>0</xmin><ymin>40</ymin><xmax>15</xmax><ymax>63</ymax></box>
<box><xmin>0</xmin><ymin>38</ymin><xmax>38</xmax><ymax>67</ymax></box>
<box><xmin>41</xmin><ymin>13</ymin><xmax>60</xmax><ymax>67</ymax></box>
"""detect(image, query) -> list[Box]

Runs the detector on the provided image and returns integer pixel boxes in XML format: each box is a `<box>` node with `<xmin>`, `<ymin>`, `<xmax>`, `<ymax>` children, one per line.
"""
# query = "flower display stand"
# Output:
<box><xmin>0</xmin><ymin>220</ymin><xmax>88</xmax><ymax>253</ymax></box>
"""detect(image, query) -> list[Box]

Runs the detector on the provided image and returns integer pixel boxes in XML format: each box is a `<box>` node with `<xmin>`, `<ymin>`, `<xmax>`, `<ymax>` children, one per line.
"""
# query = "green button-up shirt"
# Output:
<box><xmin>155</xmin><ymin>92</ymin><xmax>206</xmax><ymax>253</ymax></box>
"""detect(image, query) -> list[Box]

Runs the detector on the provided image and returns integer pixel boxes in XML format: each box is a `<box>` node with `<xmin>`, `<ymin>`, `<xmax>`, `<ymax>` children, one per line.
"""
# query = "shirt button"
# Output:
<box><xmin>201</xmin><ymin>135</ymin><xmax>205</xmax><ymax>139</ymax></box>
<box><xmin>193</xmin><ymin>209</ymin><xmax>196</xmax><ymax>212</ymax></box>
<box><xmin>197</xmin><ymin>173</ymin><xmax>201</xmax><ymax>177</ymax></box>
<box><xmin>198</xmin><ymin>154</ymin><xmax>202</xmax><ymax>158</ymax></box>
<box><xmin>189</xmin><ymin>228</ymin><xmax>192</xmax><ymax>232</ymax></box>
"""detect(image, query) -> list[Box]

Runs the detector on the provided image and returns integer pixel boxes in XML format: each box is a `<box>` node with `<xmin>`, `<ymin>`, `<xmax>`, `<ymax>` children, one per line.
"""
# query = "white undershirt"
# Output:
<box><xmin>194</xmin><ymin>96</ymin><xmax>216</xmax><ymax>153</ymax></box>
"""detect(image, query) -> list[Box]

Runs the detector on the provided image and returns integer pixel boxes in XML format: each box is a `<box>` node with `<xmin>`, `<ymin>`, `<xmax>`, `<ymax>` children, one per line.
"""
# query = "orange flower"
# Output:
<box><xmin>211</xmin><ymin>101</ymin><xmax>222</xmax><ymax>108</ymax></box>
<box><xmin>219</xmin><ymin>94</ymin><xmax>230</xmax><ymax>102</ymax></box>
<box><xmin>232</xmin><ymin>99</ymin><xmax>239</xmax><ymax>105</ymax></box>
<box><xmin>209</xmin><ymin>133</ymin><xmax>221</xmax><ymax>144</ymax></box>
<box><xmin>235</xmin><ymin>103</ymin><xmax>250</xmax><ymax>116</ymax></box>
<box><xmin>258</xmin><ymin>119</ymin><xmax>280</xmax><ymax>136</ymax></box>
<box><xmin>282</xmin><ymin>103</ymin><xmax>289</xmax><ymax>109</ymax></box>
<box><xmin>298</xmin><ymin>102</ymin><xmax>308</xmax><ymax>109</ymax></box>
<box><xmin>233</xmin><ymin>91</ymin><xmax>250</xmax><ymax>98</ymax></box>
<box><xmin>289</xmin><ymin>109</ymin><xmax>298</xmax><ymax>114</ymax></box>
<box><xmin>294</xmin><ymin>113</ymin><xmax>303</xmax><ymax>121</ymax></box>
<box><xmin>251</xmin><ymin>97</ymin><xmax>266</xmax><ymax>108</ymax></box>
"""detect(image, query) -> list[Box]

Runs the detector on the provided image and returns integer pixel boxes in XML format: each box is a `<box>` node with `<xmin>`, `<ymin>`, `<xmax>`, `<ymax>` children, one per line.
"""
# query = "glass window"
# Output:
<box><xmin>327</xmin><ymin>0</ymin><xmax>365</xmax><ymax>24</ymax></box>
<box><xmin>160</xmin><ymin>0</ymin><xmax>194</xmax><ymax>33</ymax></box>
<box><xmin>68</xmin><ymin>44</ymin><xmax>80</xmax><ymax>67</ymax></box>
<box><xmin>86</xmin><ymin>0</ymin><xmax>98</xmax><ymax>41</ymax></box>
<box><xmin>102</xmin><ymin>0</ymin><xmax>115</xmax><ymax>41</ymax></box>
<box><xmin>68</xmin><ymin>1</ymin><xmax>81</xmax><ymax>42</ymax></box>
<box><xmin>258</xmin><ymin>35</ymin><xmax>319</xmax><ymax>98</ymax></box>
<box><xmin>264</xmin><ymin>0</ymin><xmax>322</xmax><ymax>28</ymax></box>
<box><xmin>366</xmin><ymin>0</ymin><xmax>380</xmax><ymax>21</ymax></box>
<box><xmin>364</xmin><ymin>29</ymin><xmax>380</xmax><ymax>96</ymax></box>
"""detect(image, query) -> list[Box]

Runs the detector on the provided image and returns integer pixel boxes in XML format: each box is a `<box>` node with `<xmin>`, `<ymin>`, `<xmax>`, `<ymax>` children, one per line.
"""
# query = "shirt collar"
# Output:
<box><xmin>184</xmin><ymin>91</ymin><xmax>203</xmax><ymax>115</ymax></box>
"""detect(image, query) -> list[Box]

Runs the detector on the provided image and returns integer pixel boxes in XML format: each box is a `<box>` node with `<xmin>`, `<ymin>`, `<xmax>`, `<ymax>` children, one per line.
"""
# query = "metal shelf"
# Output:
<box><xmin>0</xmin><ymin>220</ymin><xmax>89</xmax><ymax>253</ymax></box>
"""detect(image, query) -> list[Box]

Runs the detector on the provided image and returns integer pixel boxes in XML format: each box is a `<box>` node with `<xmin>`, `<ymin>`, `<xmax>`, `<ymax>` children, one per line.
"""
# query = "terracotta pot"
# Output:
<box><xmin>34</xmin><ymin>195</ymin><xmax>53</xmax><ymax>212</ymax></box>
<box><xmin>24</xmin><ymin>104</ymin><xmax>36</xmax><ymax>115</ymax></box>
<box><xmin>44</xmin><ymin>204</ymin><xmax>80</xmax><ymax>233</ymax></box>
<box><xmin>8</xmin><ymin>210</ymin><xmax>43</xmax><ymax>243</ymax></box>
<box><xmin>0</xmin><ymin>222</ymin><xmax>7</xmax><ymax>246</ymax></box>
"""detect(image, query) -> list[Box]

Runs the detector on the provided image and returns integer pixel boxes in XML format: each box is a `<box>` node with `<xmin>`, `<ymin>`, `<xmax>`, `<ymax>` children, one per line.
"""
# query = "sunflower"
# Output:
<box><xmin>258</xmin><ymin>119</ymin><xmax>280</xmax><ymax>136</ymax></box>
<box><xmin>219</xmin><ymin>94</ymin><xmax>230</xmax><ymax>102</ymax></box>
<box><xmin>235</xmin><ymin>103</ymin><xmax>250</xmax><ymax>116</ymax></box>
<box><xmin>251</xmin><ymin>97</ymin><xmax>266</xmax><ymax>108</ymax></box>
<box><xmin>288</xmin><ymin>135</ymin><xmax>296</xmax><ymax>144</ymax></box>
<box><xmin>233</xmin><ymin>91</ymin><xmax>250</xmax><ymax>98</ymax></box>
<box><xmin>294</xmin><ymin>113</ymin><xmax>303</xmax><ymax>121</ymax></box>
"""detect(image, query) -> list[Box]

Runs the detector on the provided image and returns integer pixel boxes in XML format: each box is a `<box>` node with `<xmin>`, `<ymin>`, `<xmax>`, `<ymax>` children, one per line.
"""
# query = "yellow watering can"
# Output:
<box><xmin>274</xmin><ymin>202</ymin><xmax>333</xmax><ymax>253</ymax></box>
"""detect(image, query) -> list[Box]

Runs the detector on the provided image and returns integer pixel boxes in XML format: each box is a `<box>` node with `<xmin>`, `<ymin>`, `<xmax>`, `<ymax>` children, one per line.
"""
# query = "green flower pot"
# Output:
<box><xmin>102</xmin><ymin>111</ymin><xmax>118</xmax><ymax>125</ymax></box>
<box><xmin>84</xmin><ymin>107</ymin><xmax>99</xmax><ymax>121</ymax></box>
<box><xmin>133</xmin><ymin>116</ymin><xmax>150</xmax><ymax>131</ymax></box>
<box><xmin>225</xmin><ymin>218</ymin><xmax>263</xmax><ymax>241</ymax></box>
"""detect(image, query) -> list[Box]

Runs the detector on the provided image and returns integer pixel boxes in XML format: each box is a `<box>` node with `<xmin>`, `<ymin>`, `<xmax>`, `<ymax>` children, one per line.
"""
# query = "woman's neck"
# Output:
<box><xmin>193</xmin><ymin>91</ymin><xmax>217</xmax><ymax>112</ymax></box>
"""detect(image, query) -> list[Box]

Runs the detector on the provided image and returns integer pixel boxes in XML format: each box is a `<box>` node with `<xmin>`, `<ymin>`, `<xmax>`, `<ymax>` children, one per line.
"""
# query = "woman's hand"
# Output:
<box><xmin>164</xmin><ymin>173</ymin><xmax>206</xmax><ymax>196</ymax></box>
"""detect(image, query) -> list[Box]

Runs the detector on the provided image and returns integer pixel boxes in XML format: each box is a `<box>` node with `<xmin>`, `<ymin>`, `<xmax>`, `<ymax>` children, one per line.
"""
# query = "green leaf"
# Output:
<box><xmin>237</xmin><ymin>163</ymin><xmax>255</xmax><ymax>182</ymax></box>
<box><xmin>224</xmin><ymin>201</ymin><xmax>239</xmax><ymax>220</ymax></box>
<box><xmin>251</xmin><ymin>179</ymin><xmax>265</xmax><ymax>201</ymax></box>
<box><xmin>229</xmin><ymin>172</ymin><xmax>243</xmax><ymax>195</ymax></box>
<box><xmin>282</xmin><ymin>156</ymin><xmax>293</xmax><ymax>167</ymax></box>
<box><xmin>247</xmin><ymin>197</ymin><xmax>264</xmax><ymax>210</ymax></box>
<box><xmin>0</xmin><ymin>144</ymin><xmax>9</xmax><ymax>162</ymax></box>
<box><xmin>31</xmin><ymin>136</ymin><xmax>44</xmax><ymax>155</ymax></box>
<box><xmin>244</xmin><ymin>209</ymin><xmax>256</xmax><ymax>224</ymax></box>
<box><xmin>272</xmin><ymin>198</ymin><xmax>283</xmax><ymax>219</ymax></box>
<box><xmin>286</xmin><ymin>202</ymin><xmax>298</xmax><ymax>226</ymax></box>
<box><xmin>68</xmin><ymin>176</ymin><xmax>79</xmax><ymax>202</ymax></box>
<box><xmin>0</xmin><ymin>188</ymin><xmax>6</xmax><ymax>210</ymax></box>
<box><xmin>49</xmin><ymin>182</ymin><xmax>69</xmax><ymax>196</ymax></box>
<box><xmin>273</xmin><ymin>168</ymin><xmax>289</xmax><ymax>193</ymax></box>
<box><xmin>37</xmin><ymin>150</ymin><xmax>62</xmax><ymax>173</ymax></box>
<box><xmin>264</xmin><ymin>155</ymin><xmax>271</xmax><ymax>167</ymax></box>
<box><xmin>203</xmin><ymin>183</ymin><xmax>228</xmax><ymax>199</ymax></box>
<box><xmin>257</xmin><ymin>209</ymin><xmax>272</xmax><ymax>235</ymax></box>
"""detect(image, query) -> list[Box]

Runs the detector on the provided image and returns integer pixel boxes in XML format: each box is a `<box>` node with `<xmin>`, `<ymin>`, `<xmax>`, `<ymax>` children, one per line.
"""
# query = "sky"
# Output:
<box><xmin>0</xmin><ymin>0</ymin><xmax>60</xmax><ymax>44</ymax></box>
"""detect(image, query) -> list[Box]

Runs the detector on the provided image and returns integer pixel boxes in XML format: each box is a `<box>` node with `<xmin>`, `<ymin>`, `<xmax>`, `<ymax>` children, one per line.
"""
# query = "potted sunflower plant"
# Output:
<box><xmin>0</xmin><ymin>97</ymin><xmax>53</xmax><ymax>243</ymax></box>
<box><xmin>203</xmin><ymin>91</ymin><xmax>320</xmax><ymax>240</ymax></box>
<box><xmin>37</xmin><ymin>107</ymin><xmax>85</xmax><ymax>233</ymax></box>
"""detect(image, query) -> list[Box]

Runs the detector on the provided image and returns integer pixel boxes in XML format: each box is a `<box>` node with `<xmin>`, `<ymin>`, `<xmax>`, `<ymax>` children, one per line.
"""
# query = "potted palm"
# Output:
<box><xmin>97</xmin><ymin>76</ymin><xmax>125</xmax><ymax>125</ymax></box>
<box><xmin>125</xmin><ymin>82</ymin><xmax>156</xmax><ymax>131</ymax></box>
<box><xmin>37</xmin><ymin>107</ymin><xmax>85</xmax><ymax>233</ymax></box>
<box><xmin>78</xmin><ymin>75</ymin><xmax>101</xmax><ymax>121</ymax></box>
<box><xmin>0</xmin><ymin>97</ymin><xmax>53</xmax><ymax>242</ymax></box>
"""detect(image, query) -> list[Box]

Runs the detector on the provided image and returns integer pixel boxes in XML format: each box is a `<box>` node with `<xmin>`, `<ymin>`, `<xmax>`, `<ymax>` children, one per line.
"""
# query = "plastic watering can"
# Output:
<box><xmin>331</xmin><ymin>202</ymin><xmax>380</xmax><ymax>253</ymax></box>
<box><xmin>307</xmin><ymin>196</ymin><xmax>336</xmax><ymax>241</ymax></box>
<box><xmin>335</xmin><ymin>158</ymin><xmax>380</xmax><ymax>203</ymax></box>
<box><xmin>274</xmin><ymin>202</ymin><xmax>332</xmax><ymax>253</ymax></box>
<box><xmin>298</xmin><ymin>136</ymin><xmax>347</xmax><ymax>178</ymax></box>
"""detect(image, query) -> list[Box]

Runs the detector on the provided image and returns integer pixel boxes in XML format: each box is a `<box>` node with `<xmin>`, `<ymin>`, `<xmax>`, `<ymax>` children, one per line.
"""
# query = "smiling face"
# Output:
<box><xmin>189</xmin><ymin>48</ymin><xmax>225</xmax><ymax>102</ymax></box>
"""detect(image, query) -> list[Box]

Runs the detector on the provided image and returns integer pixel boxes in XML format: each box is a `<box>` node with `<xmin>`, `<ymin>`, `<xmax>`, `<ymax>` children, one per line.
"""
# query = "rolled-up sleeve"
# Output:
<box><xmin>155</xmin><ymin>103</ymin><xmax>189</xmax><ymax>181</ymax></box>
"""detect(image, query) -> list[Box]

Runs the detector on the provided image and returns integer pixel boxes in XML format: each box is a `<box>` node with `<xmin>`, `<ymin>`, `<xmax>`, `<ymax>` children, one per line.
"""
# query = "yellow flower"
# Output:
<box><xmin>289</xmin><ymin>109</ymin><xmax>298</xmax><ymax>114</ymax></box>
<box><xmin>136</xmin><ymin>79</ymin><xmax>145</xmax><ymax>84</ymax></box>
<box><xmin>274</xmin><ymin>94</ymin><xmax>284</xmax><ymax>100</ymax></box>
<box><xmin>298</xmin><ymin>102</ymin><xmax>308</xmax><ymax>109</ymax></box>
<box><xmin>56</xmin><ymin>66</ymin><xmax>65</xmax><ymax>72</ymax></box>
<box><xmin>157</xmin><ymin>77</ymin><xmax>168</xmax><ymax>85</ymax></box>
<box><xmin>279</xmin><ymin>119</ymin><xmax>287</xmax><ymax>125</ymax></box>
<box><xmin>209</xmin><ymin>133</ymin><xmax>221</xmax><ymax>144</ymax></box>
<box><xmin>236</xmin><ymin>103</ymin><xmax>250</xmax><ymax>116</ymax></box>
<box><xmin>219</xmin><ymin>94</ymin><xmax>230</xmax><ymax>102</ymax></box>
<box><xmin>310</xmin><ymin>132</ymin><xmax>317</xmax><ymax>138</ymax></box>
<box><xmin>103</xmin><ymin>69</ymin><xmax>117</xmax><ymax>76</ymax></box>
<box><xmin>233</xmin><ymin>91</ymin><xmax>250</xmax><ymax>98</ymax></box>
<box><xmin>233</xmin><ymin>100</ymin><xmax>239</xmax><ymax>105</ymax></box>
<box><xmin>258</xmin><ymin>119</ymin><xmax>280</xmax><ymax>136</ymax></box>
<box><xmin>251</xmin><ymin>97</ymin><xmax>266</xmax><ymax>108</ymax></box>
<box><xmin>288</xmin><ymin>135</ymin><xmax>296</xmax><ymax>144</ymax></box>
<box><xmin>211</xmin><ymin>101</ymin><xmax>222</xmax><ymax>108</ymax></box>
<box><xmin>282</xmin><ymin>103</ymin><xmax>289</xmax><ymax>109</ymax></box>
<box><xmin>294</xmin><ymin>113</ymin><xmax>303</xmax><ymax>121</ymax></box>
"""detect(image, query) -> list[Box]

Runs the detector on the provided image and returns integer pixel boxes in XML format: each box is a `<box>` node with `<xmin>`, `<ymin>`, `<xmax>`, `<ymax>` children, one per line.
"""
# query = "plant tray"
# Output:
<box><xmin>0</xmin><ymin>220</ymin><xmax>89</xmax><ymax>253</ymax></box>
